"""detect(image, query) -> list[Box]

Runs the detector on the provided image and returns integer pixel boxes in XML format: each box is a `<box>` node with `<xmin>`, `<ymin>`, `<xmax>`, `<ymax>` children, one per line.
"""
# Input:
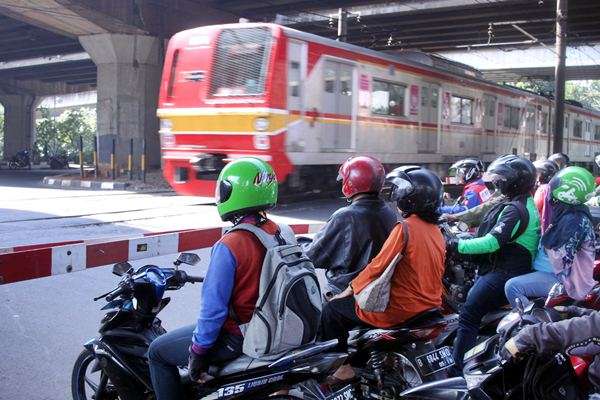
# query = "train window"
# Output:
<box><xmin>484</xmin><ymin>97</ymin><xmax>495</xmax><ymax>117</ymax></box>
<box><xmin>573</xmin><ymin>120</ymin><xmax>583</xmax><ymax>138</ymax></box>
<box><xmin>324</xmin><ymin>66</ymin><xmax>336</xmax><ymax>93</ymax></box>
<box><xmin>431</xmin><ymin>88</ymin><xmax>438</xmax><ymax>108</ymax></box>
<box><xmin>371</xmin><ymin>80</ymin><xmax>406</xmax><ymax>117</ymax></box>
<box><xmin>539</xmin><ymin>112</ymin><xmax>548</xmax><ymax>134</ymax></box>
<box><xmin>340</xmin><ymin>68</ymin><xmax>352</xmax><ymax>96</ymax></box>
<box><xmin>503</xmin><ymin>105</ymin><xmax>520</xmax><ymax>130</ymax></box>
<box><xmin>167</xmin><ymin>49</ymin><xmax>179</xmax><ymax>98</ymax></box>
<box><xmin>210</xmin><ymin>27</ymin><xmax>272</xmax><ymax>96</ymax></box>
<box><xmin>451</xmin><ymin>95</ymin><xmax>473</xmax><ymax>125</ymax></box>
<box><xmin>595</xmin><ymin>125</ymin><xmax>600</xmax><ymax>141</ymax></box>
<box><xmin>289</xmin><ymin>61</ymin><xmax>300</xmax><ymax>97</ymax></box>
<box><xmin>421</xmin><ymin>86</ymin><xmax>429</xmax><ymax>107</ymax></box>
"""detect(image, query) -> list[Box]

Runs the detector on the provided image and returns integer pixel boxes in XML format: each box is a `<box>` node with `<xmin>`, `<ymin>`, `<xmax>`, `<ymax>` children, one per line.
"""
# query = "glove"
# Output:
<box><xmin>500</xmin><ymin>337</ymin><xmax>520</xmax><ymax>362</ymax></box>
<box><xmin>446</xmin><ymin>238</ymin><xmax>460</xmax><ymax>259</ymax></box>
<box><xmin>554</xmin><ymin>305</ymin><xmax>594</xmax><ymax>319</ymax></box>
<box><xmin>188</xmin><ymin>346</ymin><xmax>211</xmax><ymax>383</ymax></box>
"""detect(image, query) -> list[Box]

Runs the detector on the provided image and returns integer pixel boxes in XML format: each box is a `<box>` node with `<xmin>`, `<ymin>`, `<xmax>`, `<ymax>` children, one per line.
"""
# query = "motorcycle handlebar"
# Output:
<box><xmin>106</xmin><ymin>285</ymin><xmax>129</xmax><ymax>301</ymax></box>
<box><xmin>185</xmin><ymin>275</ymin><xmax>204</xmax><ymax>283</ymax></box>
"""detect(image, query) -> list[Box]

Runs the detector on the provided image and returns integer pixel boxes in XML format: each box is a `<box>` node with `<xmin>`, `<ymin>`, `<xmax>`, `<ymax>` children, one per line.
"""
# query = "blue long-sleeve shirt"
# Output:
<box><xmin>192</xmin><ymin>242</ymin><xmax>237</xmax><ymax>351</ymax></box>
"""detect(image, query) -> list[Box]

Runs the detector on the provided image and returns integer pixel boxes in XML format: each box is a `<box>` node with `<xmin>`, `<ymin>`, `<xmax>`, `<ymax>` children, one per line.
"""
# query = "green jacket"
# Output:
<box><xmin>458</xmin><ymin>196</ymin><xmax>540</xmax><ymax>274</ymax></box>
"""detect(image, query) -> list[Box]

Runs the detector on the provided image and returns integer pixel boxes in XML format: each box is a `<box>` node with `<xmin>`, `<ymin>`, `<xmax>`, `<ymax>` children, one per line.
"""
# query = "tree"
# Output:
<box><xmin>35</xmin><ymin>107</ymin><xmax>96</xmax><ymax>161</ymax></box>
<box><xmin>511</xmin><ymin>80</ymin><xmax>600</xmax><ymax>110</ymax></box>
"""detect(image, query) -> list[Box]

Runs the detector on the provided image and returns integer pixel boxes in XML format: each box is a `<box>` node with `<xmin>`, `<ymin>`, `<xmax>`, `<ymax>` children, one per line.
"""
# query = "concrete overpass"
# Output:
<box><xmin>0</xmin><ymin>0</ymin><xmax>236</xmax><ymax>168</ymax></box>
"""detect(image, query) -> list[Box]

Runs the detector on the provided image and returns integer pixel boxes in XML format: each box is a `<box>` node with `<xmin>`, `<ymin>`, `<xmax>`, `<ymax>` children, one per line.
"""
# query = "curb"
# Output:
<box><xmin>0</xmin><ymin>223</ymin><xmax>324</xmax><ymax>284</ymax></box>
<box><xmin>43</xmin><ymin>176</ymin><xmax>130</xmax><ymax>190</ymax></box>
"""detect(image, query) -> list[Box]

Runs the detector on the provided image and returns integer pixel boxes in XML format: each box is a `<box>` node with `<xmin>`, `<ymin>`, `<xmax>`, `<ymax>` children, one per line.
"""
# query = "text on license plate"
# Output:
<box><xmin>415</xmin><ymin>346</ymin><xmax>455</xmax><ymax>376</ymax></box>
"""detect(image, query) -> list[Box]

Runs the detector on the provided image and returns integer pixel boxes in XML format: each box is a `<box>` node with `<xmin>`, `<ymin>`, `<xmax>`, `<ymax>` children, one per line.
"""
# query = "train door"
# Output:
<box><xmin>286</xmin><ymin>40</ymin><xmax>307</xmax><ymax>151</ymax></box>
<box><xmin>524</xmin><ymin>106</ymin><xmax>536</xmax><ymax>157</ymax></box>
<box><xmin>482</xmin><ymin>94</ymin><xmax>496</xmax><ymax>153</ymax></box>
<box><xmin>321</xmin><ymin>59</ymin><xmax>354</xmax><ymax>151</ymax></box>
<box><xmin>585</xmin><ymin>120</ymin><xmax>592</xmax><ymax>157</ymax></box>
<box><xmin>419</xmin><ymin>82</ymin><xmax>439</xmax><ymax>153</ymax></box>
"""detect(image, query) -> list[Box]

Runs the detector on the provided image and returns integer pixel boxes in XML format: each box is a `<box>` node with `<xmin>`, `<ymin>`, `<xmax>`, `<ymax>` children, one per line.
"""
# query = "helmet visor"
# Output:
<box><xmin>482</xmin><ymin>172</ymin><xmax>507</xmax><ymax>185</ymax></box>
<box><xmin>215</xmin><ymin>180</ymin><xmax>232</xmax><ymax>204</ymax></box>
<box><xmin>387</xmin><ymin>176</ymin><xmax>414</xmax><ymax>202</ymax></box>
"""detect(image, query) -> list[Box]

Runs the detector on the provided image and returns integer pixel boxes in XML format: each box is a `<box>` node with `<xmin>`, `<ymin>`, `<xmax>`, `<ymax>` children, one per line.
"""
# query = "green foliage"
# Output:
<box><xmin>35</xmin><ymin>107</ymin><xmax>96</xmax><ymax>161</ymax></box>
<box><xmin>511</xmin><ymin>80</ymin><xmax>600</xmax><ymax>110</ymax></box>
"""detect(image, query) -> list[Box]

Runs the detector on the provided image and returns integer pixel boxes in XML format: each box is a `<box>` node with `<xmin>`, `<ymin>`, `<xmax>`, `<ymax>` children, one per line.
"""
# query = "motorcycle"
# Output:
<box><xmin>344</xmin><ymin>308</ymin><xmax>457</xmax><ymax>399</ymax></box>
<box><xmin>72</xmin><ymin>253</ymin><xmax>349</xmax><ymax>400</ymax></box>
<box><xmin>400</xmin><ymin>269</ymin><xmax>600</xmax><ymax>400</ymax></box>
<box><xmin>49</xmin><ymin>153</ymin><xmax>70</xmax><ymax>169</ymax></box>
<box><xmin>8</xmin><ymin>149</ymin><xmax>31</xmax><ymax>169</ymax></box>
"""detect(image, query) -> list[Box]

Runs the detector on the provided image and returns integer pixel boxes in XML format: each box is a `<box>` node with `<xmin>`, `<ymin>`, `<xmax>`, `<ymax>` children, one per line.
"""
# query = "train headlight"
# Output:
<box><xmin>160</xmin><ymin>119</ymin><xmax>173</xmax><ymax>132</ymax></box>
<box><xmin>254</xmin><ymin>117</ymin><xmax>270</xmax><ymax>132</ymax></box>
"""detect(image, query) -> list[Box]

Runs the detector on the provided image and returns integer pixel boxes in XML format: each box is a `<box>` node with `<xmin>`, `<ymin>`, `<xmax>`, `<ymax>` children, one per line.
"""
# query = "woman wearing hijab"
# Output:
<box><xmin>505</xmin><ymin>166</ymin><xmax>597</xmax><ymax>308</ymax></box>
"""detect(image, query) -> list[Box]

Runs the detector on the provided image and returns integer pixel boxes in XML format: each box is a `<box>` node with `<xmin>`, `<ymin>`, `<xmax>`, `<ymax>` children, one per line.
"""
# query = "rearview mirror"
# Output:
<box><xmin>176</xmin><ymin>252</ymin><xmax>200</xmax><ymax>266</ymax></box>
<box><xmin>113</xmin><ymin>262</ymin><xmax>133</xmax><ymax>276</ymax></box>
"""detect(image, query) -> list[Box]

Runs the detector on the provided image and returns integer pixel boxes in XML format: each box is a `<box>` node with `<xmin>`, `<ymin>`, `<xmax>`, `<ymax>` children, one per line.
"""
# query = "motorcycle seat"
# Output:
<box><xmin>392</xmin><ymin>307</ymin><xmax>445</xmax><ymax>329</ymax></box>
<box><xmin>209</xmin><ymin>339</ymin><xmax>339</xmax><ymax>377</ymax></box>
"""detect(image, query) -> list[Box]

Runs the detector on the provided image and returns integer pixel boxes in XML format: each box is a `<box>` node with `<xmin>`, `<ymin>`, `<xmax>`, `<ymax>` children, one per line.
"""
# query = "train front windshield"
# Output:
<box><xmin>209</xmin><ymin>27</ymin><xmax>273</xmax><ymax>97</ymax></box>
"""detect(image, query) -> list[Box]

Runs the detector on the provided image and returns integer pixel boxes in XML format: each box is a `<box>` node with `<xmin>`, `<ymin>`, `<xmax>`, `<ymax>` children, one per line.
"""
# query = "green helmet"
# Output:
<box><xmin>215</xmin><ymin>157</ymin><xmax>278</xmax><ymax>221</ymax></box>
<box><xmin>550</xmin><ymin>166</ymin><xmax>595</xmax><ymax>205</ymax></box>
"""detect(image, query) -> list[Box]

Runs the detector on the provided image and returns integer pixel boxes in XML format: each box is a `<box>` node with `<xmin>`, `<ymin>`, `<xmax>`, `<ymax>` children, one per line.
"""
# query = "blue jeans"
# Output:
<box><xmin>148</xmin><ymin>325</ymin><xmax>242</xmax><ymax>400</ymax></box>
<box><xmin>504</xmin><ymin>271</ymin><xmax>559</xmax><ymax>308</ymax></box>
<box><xmin>452</xmin><ymin>271</ymin><xmax>514</xmax><ymax>370</ymax></box>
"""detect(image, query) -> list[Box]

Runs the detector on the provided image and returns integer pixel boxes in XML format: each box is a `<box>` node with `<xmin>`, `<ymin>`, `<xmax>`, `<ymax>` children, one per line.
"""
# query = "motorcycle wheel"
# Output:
<box><xmin>8</xmin><ymin>161</ymin><xmax>17</xmax><ymax>170</ymax></box>
<box><xmin>71</xmin><ymin>349</ymin><xmax>120</xmax><ymax>400</ymax></box>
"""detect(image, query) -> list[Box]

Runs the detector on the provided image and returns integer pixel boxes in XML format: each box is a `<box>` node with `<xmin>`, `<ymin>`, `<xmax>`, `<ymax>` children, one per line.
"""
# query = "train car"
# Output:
<box><xmin>157</xmin><ymin>23</ymin><xmax>600</xmax><ymax>197</ymax></box>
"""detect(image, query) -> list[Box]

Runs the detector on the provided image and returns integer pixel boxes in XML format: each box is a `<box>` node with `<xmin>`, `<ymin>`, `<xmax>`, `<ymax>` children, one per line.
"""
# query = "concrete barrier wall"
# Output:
<box><xmin>0</xmin><ymin>223</ymin><xmax>323</xmax><ymax>284</ymax></box>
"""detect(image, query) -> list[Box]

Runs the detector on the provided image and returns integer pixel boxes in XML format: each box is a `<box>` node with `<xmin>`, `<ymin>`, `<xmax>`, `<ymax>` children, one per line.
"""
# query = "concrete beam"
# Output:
<box><xmin>0</xmin><ymin>77</ymin><xmax>94</xmax><ymax>96</ymax></box>
<box><xmin>0</xmin><ymin>0</ymin><xmax>145</xmax><ymax>37</ymax></box>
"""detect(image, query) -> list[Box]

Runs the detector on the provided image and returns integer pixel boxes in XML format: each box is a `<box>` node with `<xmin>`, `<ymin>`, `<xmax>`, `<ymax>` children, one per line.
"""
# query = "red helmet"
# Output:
<box><xmin>338</xmin><ymin>156</ymin><xmax>385</xmax><ymax>198</ymax></box>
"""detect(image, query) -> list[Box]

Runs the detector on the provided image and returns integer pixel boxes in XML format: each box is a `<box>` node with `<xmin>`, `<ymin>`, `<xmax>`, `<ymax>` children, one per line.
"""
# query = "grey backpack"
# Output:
<box><xmin>228</xmin><ymin>223</ymin><xmax>322</xmax><ymax>359</ymax></box>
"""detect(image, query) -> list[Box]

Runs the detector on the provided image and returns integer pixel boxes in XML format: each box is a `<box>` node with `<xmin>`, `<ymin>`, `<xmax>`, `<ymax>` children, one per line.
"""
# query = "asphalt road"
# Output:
<box><xmin>0</xmin><ymin>169</ymin><xmax>343</xmax><ymax>248</ymax></box>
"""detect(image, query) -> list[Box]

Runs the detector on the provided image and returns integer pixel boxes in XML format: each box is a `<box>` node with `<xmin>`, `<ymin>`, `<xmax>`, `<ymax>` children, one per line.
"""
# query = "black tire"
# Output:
<box><xmin>71</xmin><ymin>349</ymin><xmax>119</xmax><ymax>400</ymax></box>
<box><xmin>8</xmin><ymin>161</ymin><xmax>16</xmax><ymax>170</ymax></box>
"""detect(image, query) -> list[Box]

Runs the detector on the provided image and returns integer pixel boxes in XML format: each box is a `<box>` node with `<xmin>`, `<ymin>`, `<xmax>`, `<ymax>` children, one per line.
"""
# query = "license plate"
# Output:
<box><xmin>325</xmin><ymin>384</ymin><xmax>354</xmax><ymax>400</ymax></box>
<box><xmin>415</xmin><ymin>346</ymin><xmax>455</xmax><ymax>376</ymax></box>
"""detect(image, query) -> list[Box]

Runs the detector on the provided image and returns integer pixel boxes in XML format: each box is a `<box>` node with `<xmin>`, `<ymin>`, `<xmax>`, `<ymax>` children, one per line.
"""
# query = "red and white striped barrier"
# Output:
<box><xmin>0</xmin><ymin>223</ymin><xmax>323</xmax><ymax>284</ymax></box>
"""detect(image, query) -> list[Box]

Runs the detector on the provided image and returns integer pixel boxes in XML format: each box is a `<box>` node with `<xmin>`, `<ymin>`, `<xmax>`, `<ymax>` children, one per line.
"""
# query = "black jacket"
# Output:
<box><xmin>303</xmin><ymin>196</ymin><xmax>397</xmax><ymax>292</ymax></box>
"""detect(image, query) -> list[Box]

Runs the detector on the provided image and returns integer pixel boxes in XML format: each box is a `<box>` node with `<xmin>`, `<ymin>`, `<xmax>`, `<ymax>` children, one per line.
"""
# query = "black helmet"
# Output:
<box><xmin>385</xmin><ymin>166</ymin><xmax>443</xmax><ymax>223</ymax></box>
<box><xmin>533</xmin><ymin>159</ymin><xmax>559</xmax><ymax>185</ymax></box>
<box><xmin>450</xmin><ymin>158</ymin><xmax>484</xmax><ymax>184</ymax></box>
<box><xmin>483</xmin><ymin>155</ymin><xmax>536</xmax><ymax>198</ymax></box>
<box><xmin>548</xmin><ymin>152</ymin><xmax>570</xmax><ymax>169</ymax></box>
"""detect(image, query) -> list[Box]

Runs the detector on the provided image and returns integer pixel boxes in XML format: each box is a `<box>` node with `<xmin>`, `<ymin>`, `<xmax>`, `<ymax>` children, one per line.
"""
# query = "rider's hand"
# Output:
<box><xmin>500</xmin><ymin>338</ymin><xmax>520</xmax><ymax>362</ymax></box>
<box><xmin>554</xmin><ymin>305</ymin><xmax>594</xmax><ymax>319</ymax></box>
<box><xmin>441</xmin><ymin>213</ymin><xmax>458</xmax><ymax>222</ymax></box>
<box><xmin>329</xmin><ymin>286</ymin><xmax>353</xmax><ymax>301</ymax></box>
<box><xmin>188</xmin><ymin>347</ymin><xmax>211</xmax><ymax>383</ymax></box>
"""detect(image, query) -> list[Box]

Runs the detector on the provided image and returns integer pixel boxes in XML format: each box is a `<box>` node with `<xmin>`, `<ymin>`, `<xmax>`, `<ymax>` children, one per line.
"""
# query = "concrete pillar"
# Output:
<box><xmin>79</xmin><ymin>34</ymin><xmax>161</xmax><ymax>172</ymax></box>
<box><xmin>0</xmin><ymin>94</ymin><xmax>36</xmax><ymax>160</ymax></box>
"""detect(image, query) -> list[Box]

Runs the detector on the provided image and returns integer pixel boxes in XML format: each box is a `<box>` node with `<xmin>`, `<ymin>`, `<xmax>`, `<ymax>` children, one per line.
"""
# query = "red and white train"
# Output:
<box><xmin>157</xmin><ymin>23</ymin><xmax>600</xmax><ymax>196</ymax></box>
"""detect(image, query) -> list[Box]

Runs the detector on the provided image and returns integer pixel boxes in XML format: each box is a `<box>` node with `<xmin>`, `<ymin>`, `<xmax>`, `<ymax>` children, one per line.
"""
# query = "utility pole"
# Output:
<box><xmin>553</xmin><ymin>0</ymin><xmax>567</xmax><ymax>153</ymax></box>
<box><xmin>337</xmin><ymin>8</ymin><xmax>348</xmax><ymax>42</ymax></box>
